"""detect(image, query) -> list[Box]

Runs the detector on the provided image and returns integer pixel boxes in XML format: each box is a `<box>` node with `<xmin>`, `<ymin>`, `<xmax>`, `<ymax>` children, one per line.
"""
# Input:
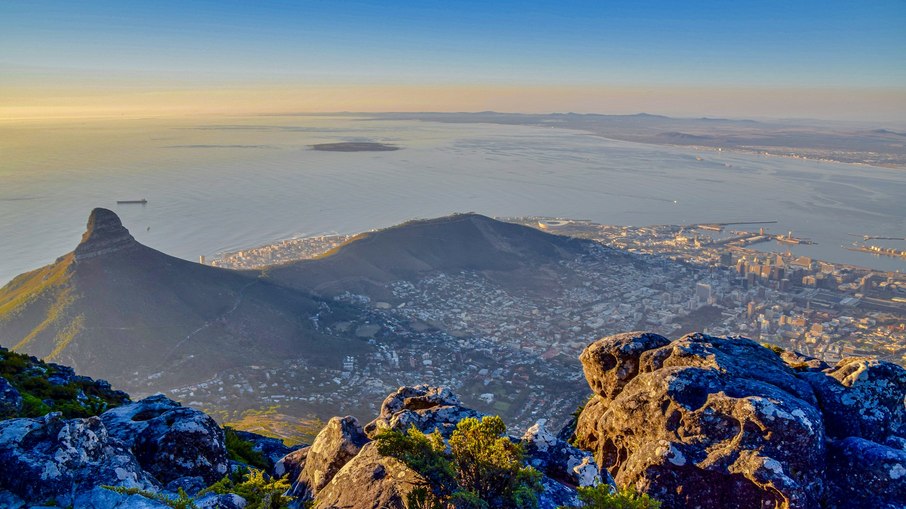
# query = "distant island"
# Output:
<box><xmin>310</xmin><ymin>141</ymin><xmax>400</xmax><ymax>152</ymax></box>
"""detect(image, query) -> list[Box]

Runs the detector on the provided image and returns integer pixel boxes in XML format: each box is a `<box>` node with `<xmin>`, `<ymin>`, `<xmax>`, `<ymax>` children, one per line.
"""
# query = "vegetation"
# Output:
<box><xmin>103</xmin><ymin>469</ymin><xmax>291</xmax><ymax>509</ymax></box>
<box><xmin>198</xmin><ymin>468</ymin><xmax>291</xmax><ymax>509</ymax></box>
<box><xmin>102</xmin><ymin>486</ymin><xmax>196</xmax><ymax>509</ymax></box>
<box><xmin>224</xmin><ymin>426</ymin><xmax>269</xmax><ymax>469</ymax></box>
<box><xmin>558</xmin><ymin>484</ymin><xmax>661</xmax><ymax>509</ymax></box>
<box><xmin>0</xmin><ymin>347</ymin><xmax>129</xmax><ymax>419</ymax></box>
<box><xmin>375</xmin><ymin>415</ymin><xmax>542</xmax><ymax>509</ymax></box>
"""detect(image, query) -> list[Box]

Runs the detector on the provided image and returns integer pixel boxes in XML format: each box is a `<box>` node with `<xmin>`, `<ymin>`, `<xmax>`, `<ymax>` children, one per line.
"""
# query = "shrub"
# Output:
<box><xmin>198</xmin><ymin>468</ymin><xmax>291</xmax><ymax>509</ymax></box>
<box><xmin>375</xmin><ymin>415</ymin><xmax>542</xmax><ymax>509</ymax></box>
<box><xmin>558</xmin><ymin>484</ymin><xmax>662</xmax><ymax>509</ymax></box>
<box><xmin>224</xmin><ymin>427</ymin><xmax>269</xmax><ymax>469</ymax></box>
<box><xmin>102</xmin><ymin>486</ymin><xmax>196</xmax><ymax>509</ymax></box>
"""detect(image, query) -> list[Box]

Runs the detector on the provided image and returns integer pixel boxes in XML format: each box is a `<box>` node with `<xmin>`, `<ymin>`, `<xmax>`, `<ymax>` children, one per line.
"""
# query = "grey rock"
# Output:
<box><xmin>164</xmin><ymin>476</ymin><xmax>208</xmax><ymax>496</ymax></box>
<box><xmin>522</xmin><ymin>419</ymin><xmax>613</xmax><ymax>489</ymax></box>
<box><xmin>537</xmin><ymin>475</ymin><xmax>580</xmax><ymax>509</ymax></box>
<box><xmin>195</xmin><ymin>493</ymin><xmax>248</xmax><ymax>509</ymax></box>
<box><xmin>0</xmin><ymin>413</ymin><xmax>158</xmax><ymax>506</ymax></box>
<box><xmin>364</xmin><ymin>384</ymin><xmax>482</xmax><ymax>439</ymax></box>
<box><xmin>0</xmin><ymin>376</ymin><xmax>22</xmax><ymax>418</ymax></box>
<box><xmin>73</xmin><ymin>486</ymin><xmax>171</xmax><ymax>508</ymax></box>
<box><xmin>291</xmin><ymin>415</ymin><xmax>369</xmax><ymax>499</ymax></box>
<box><xmin>101</xmin><ymin>394</ymin><xmax>229</xmax><ymax>484</ymax></box>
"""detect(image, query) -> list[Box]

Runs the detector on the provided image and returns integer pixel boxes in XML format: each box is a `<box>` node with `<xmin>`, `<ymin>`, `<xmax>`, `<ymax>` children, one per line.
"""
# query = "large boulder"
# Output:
<box><xmin>0</xmin><ymin>413</ymin><xmax>158</xmax><ymax>506</ymax></box>
<box><xmin>291</xmin><ymin>415</ymin><xmax>369</xmax><ymax>499</ymax></box>
<box><xmin>364</xmin><ymin>385</ymin><xmax>482</xmax><ymax>439</ymax></box>
<box><xmin>801</xmin><ymin>358</ymin><xmax>906</xmax><ymax>442</ymax></box>
<box><xmin>275</xmin><ymin>445</ymin><xmax>309</xmax><ymax>479</ymax></box>
<box><xmin>313</xmin><ymin>442</ymin><xmax>424</xmax><ymax>509</ymax></box>
<box><xmin>0</xmin><ymin>376</ymin><xmax>22</xmax><ymax>418</ymax></box>
<box><xmin>100</xmin><ymin>394</ymin><xmax>229</xmax><ymax>484</ymax></box>
<box><xmin>575</xmin><ymin>332</ymin><xmax>826</xmax><ymax>509</ymax></box>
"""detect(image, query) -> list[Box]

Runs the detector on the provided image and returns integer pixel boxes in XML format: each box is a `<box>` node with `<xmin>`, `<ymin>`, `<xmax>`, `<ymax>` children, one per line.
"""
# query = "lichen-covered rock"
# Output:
<box><xmin>164</xmin><ymin>476</ymin><xmax>208</xmax><ymax>496</ymax></box>
<box><xmin>0</xmin><ymin>413</ymin><xmax>158</xmax><ymax>506</ymax></box>
<box><xmin>73</xmin><ymin>486</ymin><xmax>172</xmax><ymax>508</ymax></box>
<box><xmin>537</xmin><ymin>475</ymin><xmax>580</xmax><ymax>509</ymax></box>
<box><xmin>100</xmin><ymin>394</ymin><xmax>228</xmax><ymax>484</ymax></box>
<box><xmin>802</xmin><ymin>358</ymin><xmax>906</xmax><ymax>442</ymax></box>
<box><xmin>364</xmin><ymin>385</ymin><xmax>482</xmax><ymax>439</ymax></box>
<box><xmin>522</xmin><ymin>419</ymin><xmax>613</xmax><ymax>489</ymax></box>
<box><xmin>291</xmin><ymin>415</ymin><xmax>369</xmax><ymax>499</ymax></box>
<box><xmin>575</xmin><ymin>332</ymin><xmax>826</xmax><ymax>509</ymax></box>
<box><xmin>825</xmin><ymin>436</ymin><xmax>906</xmax><ymax>508</ymax></box>
<box><xmin>0</xmin><ymin>376</ymin><xmax>22</xmax><ymax>418</ymax></box>
<box><xmin>313</xmin><ymin>442</ymin><xmax>423</xmax><ymax>509</ymax></box>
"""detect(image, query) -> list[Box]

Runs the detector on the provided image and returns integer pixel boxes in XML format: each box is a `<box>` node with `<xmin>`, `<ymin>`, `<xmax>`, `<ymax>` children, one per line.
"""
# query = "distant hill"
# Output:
<box><xmin>0</xmin><ymin>208</ymin><xmax>356</xmax><ymax>392</ymax></box>
<box><xmin>267</xmin><ymin>213</ymin><xmax>597</xmax><ymax>297</ymax></box>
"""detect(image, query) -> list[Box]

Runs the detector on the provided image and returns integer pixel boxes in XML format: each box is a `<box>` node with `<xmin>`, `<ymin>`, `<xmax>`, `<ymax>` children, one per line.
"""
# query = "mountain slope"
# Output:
<box><xmin>268</xmin><ymin>213</ymin><xmax>597</xmax><ymax>297</ymax></box>
<box><xmin>0</xmin><ymin>209</ymin><xmax>354</xmax><ymax>391</ymax></box>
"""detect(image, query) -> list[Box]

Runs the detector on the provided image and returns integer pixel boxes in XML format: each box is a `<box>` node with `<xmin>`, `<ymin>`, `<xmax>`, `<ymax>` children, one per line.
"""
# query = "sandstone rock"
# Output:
<box><xmin>100</xmin><ymin>394</ymin><xmax>228</xmax><ymax>484</ymax></box>
<box><xmin>313</xmin><ymin>442</ymin><xmax>423</xmax><ymax>509</ymax></box>
<box><xmin>364</xmin><ymin>385</ymin><xmax>482</xmax><ymax>439</ymax></box>
<box><xmin>0</xmin><ymin>413</ymin><xmax>158</xmax><ymax>506</ymax></box>
<box><xmin>575</xmin><ymin>332</ymin><xmax>826</xmax><ymax>509</ymax></box>
<box><xmin>0</xmin><ymin>376</ymin><xmax>22</xmax><ymax>418</ymax></box>
<box><xmin>275</xmin><ymin>445</ymin><xmax>309</xmax><ymax>479</ymax></box>
<box><xmin>291</xmin><ymin>415</ymin><xmax>369</xmax><ymax>499</ymax></box>
<box><xmin>826</xmin><ymin>436</ymin><xmax>906</xmax><ymax>508</ymax></box>
<box><xmin>802</xmin><ymin>358</ymin><xmax>906</xmax><ymax>442</ymax></box>
<box><xmin>522</xmin><ymin>419</ymin><xmax>613</xmax><ymax>489</ymax></box>
<box><xmin>579</xmin><ymin>331</ymin><xmax>670</xmax><ymax>400</ymax></box>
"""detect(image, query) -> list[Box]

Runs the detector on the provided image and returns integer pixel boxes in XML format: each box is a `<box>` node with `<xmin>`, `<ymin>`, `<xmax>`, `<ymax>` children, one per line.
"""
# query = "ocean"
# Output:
<box><xmin>1</xmin><ymin>114</ymin><xmax>904</xmax><ymax>284</ymax></box>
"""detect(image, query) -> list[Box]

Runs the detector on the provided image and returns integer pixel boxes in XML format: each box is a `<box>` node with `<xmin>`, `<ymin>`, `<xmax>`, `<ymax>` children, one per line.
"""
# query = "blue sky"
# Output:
<box><xmin>2</xmin><ymin>1</ymin><xmax>904</xmax><ymax>119</ymax></box>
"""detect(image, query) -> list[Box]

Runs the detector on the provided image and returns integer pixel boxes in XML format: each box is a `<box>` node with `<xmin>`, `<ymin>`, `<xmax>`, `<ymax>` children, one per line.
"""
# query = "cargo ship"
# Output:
<box><xmin>116</xmin><ymin>199</ymin><xmax>148</xmax><ymax>204</ymax></box>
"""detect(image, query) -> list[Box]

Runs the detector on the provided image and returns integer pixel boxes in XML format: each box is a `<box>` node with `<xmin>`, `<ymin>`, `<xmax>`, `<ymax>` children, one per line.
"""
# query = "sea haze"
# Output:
<box><xmin>1</xmin><ymin>114</ymin><xmax>905</xmax><ymax>284</ymax></box>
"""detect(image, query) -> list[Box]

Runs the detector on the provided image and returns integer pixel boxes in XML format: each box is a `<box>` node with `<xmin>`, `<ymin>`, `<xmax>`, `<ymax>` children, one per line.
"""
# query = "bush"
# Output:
<box><xmin>224</xmin><ymin>427</ymin><xmax>269</xmax><ymax>469</ymax></box>
<box><xmin>559</xmin><ymin>484</ymin><xmax>661</xmax><ymax>509</ymax></box>
<box><xmin>102</xmin><ymin>486</ymin><xmax>196</xmax><ymax>509</ymax></box>
<box><xmin>375</xmin><ymin>415</ymin><xmax>542</xmax><ymax>509</ymax></box>
<box><xmin>198</xmin><ymin>468</ymin><xmax>291</xmax><ymax>509</ymax></box>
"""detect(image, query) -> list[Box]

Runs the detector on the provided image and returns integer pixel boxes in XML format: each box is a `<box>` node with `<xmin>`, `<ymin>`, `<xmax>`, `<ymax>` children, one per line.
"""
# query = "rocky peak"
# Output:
<box><xmin>74</xmin><ymin>208</ymin><xmax>138</xmax><ymax>261</ymax></box>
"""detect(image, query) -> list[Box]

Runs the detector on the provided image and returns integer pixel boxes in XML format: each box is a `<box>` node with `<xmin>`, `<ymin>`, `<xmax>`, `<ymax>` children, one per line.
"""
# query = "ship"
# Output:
<box><xmin>116</xmin><ymin>199</ymin><xmax>148</xmax><ymax>204</ymax></box>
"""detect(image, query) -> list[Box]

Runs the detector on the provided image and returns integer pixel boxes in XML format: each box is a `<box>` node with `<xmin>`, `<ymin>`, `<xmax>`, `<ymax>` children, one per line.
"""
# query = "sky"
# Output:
<box><xmin>1</xmin><ymin>0</ymin><xmax>905</xmax><ymax>121</ymax></box>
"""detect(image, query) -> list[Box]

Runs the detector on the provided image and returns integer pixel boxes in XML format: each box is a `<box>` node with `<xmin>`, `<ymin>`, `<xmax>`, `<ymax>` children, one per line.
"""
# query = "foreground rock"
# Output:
<box><xmin>574</xmin><ymin>331</ymin><xmax>906</xmax><ymax>509</ymax></box>
<box><xmin>100</xmin><ymin>394</ymin><xmax>229</xmax><ymax>484</ymax></box>
<box><xmin>0</xmin><ymin>413</ymin><xmax>158</xmax><ymax>506</ymax></box>
<box><xmin>313</xmin><ymin>442</ymin><xmax>424</xmax><ymax>509</ymax></box>
<box><xmin>289</xmin><ymin>415</ymin><xmax>369</xmax><ymax>499</ymax></box>
<box><xmin>364</xmin><ymin>384</ymin><xmax>483</xmax><ymax>439</ymax></box>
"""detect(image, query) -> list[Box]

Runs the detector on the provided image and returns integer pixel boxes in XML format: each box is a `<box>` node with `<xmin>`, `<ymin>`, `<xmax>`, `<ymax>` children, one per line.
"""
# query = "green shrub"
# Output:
<box><xmin>375</xmin><ymin>415</ymin><xmax>542</xmax><ymax>509</ymax></box>
<box><xmin>198</xmin><ymin>468</ymin><xmax>291</xmax><ymax>509</ymax></box>
<box><xmin>224</xmin><ymin>427</ymin><xmax>269</xmax><ymax>469</ymax></box>
<box><xmin>559</xmin><ymin>484</ymin><xmax>661</xmax><ymax>509</ymax></box>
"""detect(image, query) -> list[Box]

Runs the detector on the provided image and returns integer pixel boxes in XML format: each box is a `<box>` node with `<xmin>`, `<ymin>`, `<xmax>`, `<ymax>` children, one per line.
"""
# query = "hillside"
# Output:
<box><xmin>0</xmin><ymin>208</ymin><xmax>357</xmax><ymax>392</ymax></box>
<box><xmin>268</xmin><ymin>212</ymin><xmax>598</xmax><ymax>297</ymax></box>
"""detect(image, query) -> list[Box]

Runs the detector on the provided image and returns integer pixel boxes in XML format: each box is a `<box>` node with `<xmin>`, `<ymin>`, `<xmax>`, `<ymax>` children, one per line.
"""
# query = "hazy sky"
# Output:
<box><xmin>2</xmin><ymin>0</ymin><xmax>905</xmax><ymax>121</ymax></box>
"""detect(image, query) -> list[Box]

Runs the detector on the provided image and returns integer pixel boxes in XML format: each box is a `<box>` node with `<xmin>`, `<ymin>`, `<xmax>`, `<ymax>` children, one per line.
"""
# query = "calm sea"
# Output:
<box><xmin>1</xmin><ymin>115</ymin><xmax>904</xmax><ymax>284</ymax></box>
